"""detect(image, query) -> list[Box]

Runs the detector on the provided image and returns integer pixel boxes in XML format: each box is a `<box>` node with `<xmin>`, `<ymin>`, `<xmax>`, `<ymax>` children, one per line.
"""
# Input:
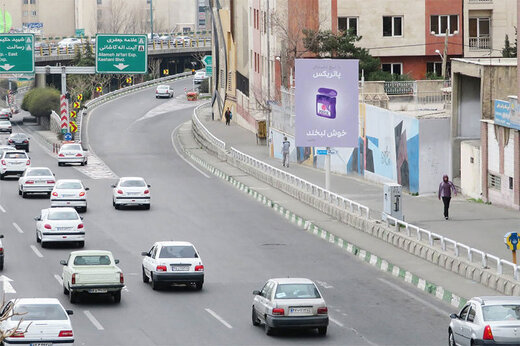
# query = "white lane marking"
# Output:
<box><xmin>329</xmin><ymin>317</ymin><xmax>344</xmax><ymax>327</ymax></box>
<box><xmin>204</xmin><ymin>308</ymin><xmax>233</xmax><ymax>329</ymax></box>
<box><xmin>378</xmin><ymin>278</ymin><xmax>450</xmax><ymax>316</ymax></box>
<box><xmin>54</xmin><ymin>274</ymin><xmax>63</xmax><ymax>286</ymax></box>
<box><xmin>0</xmin><ymin>275</ymin><xmax>15</xmax><ymax>294</ymax></box>
<box><xmin>29</xmin><ymin>245</ymin><xmax>43</xmax><ymax>258</ymax></box>
<box><xmin>171</xmin><ymin>123</ymin><xmax>210</xmax><ymax>178</ymax></box>
<box><xmin>12</xmin><ymin>222</ymin><xmax>23</xmax><ymax>234</ymax></box>
<box><xmin>316</xmin><ymin>280</ymin><xmax>334</xmax><ymax>289</ymax></box>
<box><xmin>0</xmin><ymin>205</ymin><xmax>5</xmax><ymax>213</ymax></box>
<box><xmin>83</xmin><ymin>310</ymin><xmax>104</xmax><ymax>331</ymax></box>
<box><xmin>134</xmin><ymin>97</ymin><xmax>202</xmax><ymax>123</ymax></box>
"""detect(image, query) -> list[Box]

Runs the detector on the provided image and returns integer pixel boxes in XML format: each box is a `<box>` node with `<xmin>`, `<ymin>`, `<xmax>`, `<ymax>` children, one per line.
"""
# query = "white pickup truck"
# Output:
<box><xmin>61</xmin><ymin>250</ymin><xmax>124</xmax><ymax>304</ymax></box>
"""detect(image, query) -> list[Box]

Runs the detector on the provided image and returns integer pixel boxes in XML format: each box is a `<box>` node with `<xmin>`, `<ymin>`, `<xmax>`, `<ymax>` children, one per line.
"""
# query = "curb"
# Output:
<box><xmin>182</xmin><ymin>142</ymin><xmax>467</xmax><ymax>310</ymax></box>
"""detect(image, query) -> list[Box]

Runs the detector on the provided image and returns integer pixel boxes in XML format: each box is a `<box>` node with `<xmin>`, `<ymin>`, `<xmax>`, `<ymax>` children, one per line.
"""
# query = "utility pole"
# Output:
<box><xmin>441</xmin><ymin>29</ymin><xmax>449</xmax><ymax>79</ymax></box>
<box><xmin>150</xmin><ymin>0</ymin><xmax>154</xmax><ymax>40</ymax></box>
<box><xmin>266</xmin><ymin>0</ymin><xmax>271</xmax><ymax>150</ymax></box>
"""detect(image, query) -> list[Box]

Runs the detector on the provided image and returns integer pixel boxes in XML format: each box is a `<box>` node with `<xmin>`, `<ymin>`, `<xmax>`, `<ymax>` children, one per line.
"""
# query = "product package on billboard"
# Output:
<box><xmin>295</xmin><ymin>59</ymin><xmax>359</xmax><ymax>148</ymax></box>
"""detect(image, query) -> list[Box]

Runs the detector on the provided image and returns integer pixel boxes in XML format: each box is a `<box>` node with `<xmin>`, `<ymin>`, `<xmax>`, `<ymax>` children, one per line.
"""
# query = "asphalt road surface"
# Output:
<box><xmin>0</xmin><ymin>78</ymin><xmax>452</xmax><ymax>345</ymax></box>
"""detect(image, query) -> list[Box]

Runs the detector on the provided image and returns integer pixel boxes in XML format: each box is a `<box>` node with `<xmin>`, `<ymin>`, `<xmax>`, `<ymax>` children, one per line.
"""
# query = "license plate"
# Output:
<box><xmin>56</xmin><ymin>227</ymin><xmax>73</xmax><ymax>231</ymax></box>
<box><xmin>31</xmin><ymin>343</ymin><xmax>52</xmax><ymax>346</ymax></box>
<box><xmin>63</xmin><ymin>194</ymin><xmax>74</xmax><ymax>197</ymax></box>
<box><xmin>88</xmin><ymin>289</ymin><xmax>107</xmax><ymax>293</ymax></box>
<box><xmin>172</xmin><ymin>266</ymin><xmax>190</xmax><ymax>271</ymax></box>
<box><xmin>289</xmin><ymin>307</ymin><xmax>312</xmax><ymax>314</ymax></box>
<box><xmin>128</xmin><ymin>192</ymin><xmax>140</xmax><ymax>196</ymax></box>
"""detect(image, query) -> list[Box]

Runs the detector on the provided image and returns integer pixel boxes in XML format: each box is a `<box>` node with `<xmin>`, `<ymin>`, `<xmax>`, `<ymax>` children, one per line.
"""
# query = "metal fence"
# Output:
<box><xmin>384</xmin><ymin>81</ymin><xmax>417</xmax><ymax>95</ymax></box>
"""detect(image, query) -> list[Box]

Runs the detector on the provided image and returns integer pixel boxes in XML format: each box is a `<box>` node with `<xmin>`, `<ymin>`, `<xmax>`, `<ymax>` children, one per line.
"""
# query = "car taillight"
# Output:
<box><xmin>272</xmin><ymin>308</ymin><xmax>284</xmax><ymax>316</ymax></box>
<box><xmin>71</xmin><ymin>273</ymin><xmax>76</xmax><ymax>284</ymax></box>
<box><xmin>52</xmin><ymin>192</ymin><xmax>58</xmax><ymax>196</ymax></box>
<box><xmin>10</xmin><ymin>330</ymin><xmax>25</xmax><ymax>338</ymax></box>
<box><xmin>7</xmin><ymin>140</ymin><xmax>12</xmax><ymax>143</ymax></box>
<box><xmin>75</xmin><ymin>153</ymin><xmax>83</xmax><ymax>157</ymax></box>
<box><xmin>120</xmin><ymin>272</ymin><xmax>124</xmax><ymax>284</ymax></box>
<box><xmin>26</xmin><ymin>180</ymin><xmax>34</xmax><ymax>184</ymax></box>
<box><xmin>78</xmin><ymin>224</ymin><xmax>84</xmax><ymax>229</ymax></box>
<box><xmin>58</xmin><ymin>153</ymin><xmax>65</xmax><ymax>157</ymax></box>
<box><xmin>117</xmin><ymin>190</ymin><xmax>123</xmax><ymax>194</ymax></box>
<box><xmin>483</xmin><ymin>325</ymin><xmax>494</xmax><ymax>340</ymax></box>
<box><xmin>144</xmin><ymin>189</ymin><xmax>149</xmax><ymax>194</ymax></box>
<box><xmin>23</xmin><ymin>140</ymin><xmax>28</xmax><ymax>144</ymax></box>
<box><xmin>47</xmin><ymin>180</ymin><xmax>55</xmax><ymax>184</ymax></box>
<box><xmin>195</xmin><ymin>265</ymin><xmax>204</xmax><ymax>272</ymax></box>
<box><xmin>156</xmin><ymin>265</ymin><xmax>167</xmax><ymax>272</ymax></box>
<box><xmin>44</xmin><ymin>224</ymin><xmax>52</xmax><ymax>229</ymax></box>
<box><xmin>79</xmin><ymin>191</ymin><xmax>85</xmax><ymax>197</ymax></box>
<box><xmin>0</xmin><ymin>160</ymin><xmax>5</xmax><ymax>165</ymax></box>
<box><xmin>317</xmin><ymin>307</ymin><xmax>328</xmax><ymax>314</ymax></box>
<box><xmin>0</xmin><ymin>247</ymin><xmax>4</xmax><ymax>254</ymax></box>
<box><xmin>58</xmin><ymin>330</ymin><xmax>73</xmax><ymax>337</ymax></box>
<box><xmin>26</xmin><ymin>160</ymin><xmax>30</xmax><ymax>165</ymax></box>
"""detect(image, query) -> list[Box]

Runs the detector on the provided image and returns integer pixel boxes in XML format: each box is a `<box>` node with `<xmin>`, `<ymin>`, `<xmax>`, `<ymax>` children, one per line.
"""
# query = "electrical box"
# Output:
<box><xmin>383</xmin><ymin>183</ymin><xmax>403</xmax><ymax>222</ymax></box>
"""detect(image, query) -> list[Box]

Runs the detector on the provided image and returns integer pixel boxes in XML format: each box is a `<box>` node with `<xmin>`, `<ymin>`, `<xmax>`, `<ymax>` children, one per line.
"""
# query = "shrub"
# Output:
<box><xmin>199</xmin><ymin>78</ymin><xmax>209</xmax><ymax>93</ymax></box>
<box><xmin>27</xmin><ymin>87</ymin><xmax>60</xmax><ymax>117</ymax></box>
<box><xmin>21</xmin><ymin>88</ymin><xmax>37</xmax><ymax>111</ymax></box>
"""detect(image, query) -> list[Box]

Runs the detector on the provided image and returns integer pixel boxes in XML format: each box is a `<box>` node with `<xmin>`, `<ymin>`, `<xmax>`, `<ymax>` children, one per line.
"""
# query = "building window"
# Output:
<box><xmin>383</xmin><ymin>16</ymin><xmax>402</xmax><ymax>37</ymax></box>
<box><xmin>430</xmin><ymin>15</ymin><xmax>458</xmax><ymax>35</ymax></box>
<box><xmin>382</xmin><ymin>63</ymin><xmax>402</xmax><ymax>75</ymax></box>
<box><xmin>469</xmin><ymin>17</ymin><xmax>491</xmax><ymax>50</ymax></box>
<box><xmin>97</xmin><ymin>0</ymin><xmax>102</xmax><ymax>4</ymax></box>
<box><xmin>23</xmin><ymin>0</ymin><xmax>28</xmax><ymax>4</ymax></box>
<box><xmin>338</xmin><ymin>17</ymin><xmax>358</xmax><ymax>36</ymax></box>
<box><xmin>488</xmin><ymin>173</ymin><xmax>501</xmax><ymax>190</ymax></box>
<box><xmin>23</xmin><ymin>11</ymin><xmax>28</xmax><ymax>16</ymax></box>
<box><xmin>31</xmin><ymin>10</ymin><xmax>37</xmax><ymax>16</ymax></box>
<box><xmin>263</xmin><ymin>11</ymin><xmax>267</xmax><ymax>34</ymax></box>
<box><xmin>30</xmin><ymin>0</ymin><xmax>36</xmax><ymax>3</ymax></box>
<box><xmin>427</xmin><ymin>62</ymin><xmax>450</xmax><ymax>76</ymax></box>
<box><xmin>509</xmin><ymin>177</ymin><xmax>514</xmax><ymax>190</ymax></box>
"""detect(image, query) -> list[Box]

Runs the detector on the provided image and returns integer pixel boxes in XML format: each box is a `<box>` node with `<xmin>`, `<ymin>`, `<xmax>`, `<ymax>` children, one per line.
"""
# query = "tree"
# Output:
<box><xmin>0</xmin><ymin>298</ymin><xmax>31</xmax><ymax>342</ymax></box>
<box><xmin>502</xmin><ymin>30</ymin><xmax>517</xmax><ymax>58</ymax></box>
<box><xmin>25</xmin><ymin>88</ymin><xmax>60</xmax><ymax>118</ymax></box>
<box><xmin>302</xmin><ymin>29</ymin><xmax>396</xmax><ymax>81</ymax></box>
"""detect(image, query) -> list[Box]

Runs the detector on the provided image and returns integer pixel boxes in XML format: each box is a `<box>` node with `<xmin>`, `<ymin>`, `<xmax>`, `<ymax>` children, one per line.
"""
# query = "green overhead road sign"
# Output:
<box><xmin>0</xmin><ymin>34</ymin><xmax>34</xmax><ymax>74</ymax></box>
<box><xmin>96</xmin><ymin>34</ymin><xmax>147</xmax><ymax>74</ymax></box>
<box><xmin>202</xmin><ymin>55</ymin><xmax>212</xmax><ymax>77</ymax></box>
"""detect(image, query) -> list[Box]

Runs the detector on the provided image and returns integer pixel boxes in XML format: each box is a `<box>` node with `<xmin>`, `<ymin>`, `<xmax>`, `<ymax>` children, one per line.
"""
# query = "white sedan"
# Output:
<box><xmin>155</xmin><ymin>84</ymin><xmax>174</xmax><ymax>98</ymax></box>
<box><xmin>35</xmin><ymin>207</ymin><xmax>85</xmax><ymax>248</ymax></box>
<box><xmin>0</xmin><ymin>298</ymin><xmax>74</xmax><ymax>344</ymax></box>
<box><xmin>112</xmin><ymin>177</ymin><xmax>151</xmax><ymax>210</ymax></box>
<box><xmin>51</xmin><ymin>179</ymin><xmax>89</xmax><ymax>212</ymax></box>
<box><xmin>58</xmin><ymin>142</ymin><xmax>88</xmax><ymax>166</ymax></box>
<box><xmin>18</xmin><ymin>166</ymin><xmax>55</xmax><ymax>198</ymax></box>
<box><xmin>141</xmin><ymin>241</ymin><xmax>204</xmax><ymax>290</ymax></box>
<box><xmin>0</xmin><ymin>120</ymin><xmax>12</xmax><ymax>133</ymax></box>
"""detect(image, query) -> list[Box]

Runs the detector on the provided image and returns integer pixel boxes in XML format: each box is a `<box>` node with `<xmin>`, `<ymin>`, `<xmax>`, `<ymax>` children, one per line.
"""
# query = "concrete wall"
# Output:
<box><xmin>460</xmin><ymin>140</ymin><xmax>481</xmax><ymax>199</ymax></box>
<box><xmin>419</xmin><ymin>117</ymin><xmax>451</xmax><ymax>195</ymax></box>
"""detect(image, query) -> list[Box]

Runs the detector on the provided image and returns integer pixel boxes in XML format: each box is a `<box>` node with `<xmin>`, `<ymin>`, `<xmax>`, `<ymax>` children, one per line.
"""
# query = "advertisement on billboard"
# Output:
<box><xmin>295</xmin><ymin>59</ymin><xmax>359</xmax><ymax>147</ymax></box>
<box><xmin>495</xmin><ymin>99</ymin><xmax>520</xmax><ymax>130</ymax></box>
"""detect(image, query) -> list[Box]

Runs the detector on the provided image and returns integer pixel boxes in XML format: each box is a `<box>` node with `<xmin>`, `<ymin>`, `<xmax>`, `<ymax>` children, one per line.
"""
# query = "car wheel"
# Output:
<box><xmin>58</xmin><ymin>162</ymin><xmax>63</xmax><ymax>167</ymax></box>
<box><xmin>41</xmin><ymin>241</ymin><xmax>47</xmax><ymax>248</ymax></box>
<box><xmin>18</xmin><ymin>188</ymin><xmax>21</xmax><ymax>196</ymax></box>
<box><xmin>46</xmin><ymin>192</ymin><xmax>51</xmax><ymax>198</ymax></box>
<box><xmin>144</xmin><ymin>204</ymin><xmax>151</xmax><ymax>210</ymax></box>
<box><xmin>115</xmin><ymin>203</ymin><xmax>120</xmax><ymax>210</ymax></box>
<box><xmin>195</xmin><ymin>282</ymin><xmax>203</xmax><ymax>290</ymax></box>
<box><xmin>252</xmin><ymin>307</ymin><xmax>260</xmax><ymax>326</ymax></box>
<box><xmin>22</xmin><ymin>192</ymin><xmax>27</xmax><ymax>198</ymax></box>
<box><xmin>80</xmin><ymin>162</ymin><xmax>84</xmax><ymax>166</ymax></box>
<box><xmin>78</xmin><ymin>241</ymin><xmax>85</xmax><ymax>248</ymax></box>
<box><xmin>0</xmin><ymin>173</ymin><xmax>4</xmax><ymax>180</ymax></box>
<box><xmin>264</xmin><ymin>322</ymin><xmax>274</xmax><ymax>336</ymax></box>
<box><xmin>317</xmin><ymin>327</ymin><xmax>327</xmax><ymax>336</ymax></box>
<box><xmin>84</xmin><ymin>160</ymin><xmax>88</xmax><ymax>166</ymax></box>
<box><xmin>448</xmin><ymin>330</ymin><xmax>456</xmax><ymax>346</ymax></box>
<box><xmin>142</xmin><ymin>266</ymin><xmax>149</xmax><ymax>283</ymax></box>
<box><xmin>113</xmin><ymin>290</ymin><xmax>121</xmax><ymax>303</ymax></box>
<box><xmin>26</xmin><ymin>148</ymin><xmax>29</xmax><ymax>153</ymax></box>
<box><xmin>151</xmin><ymin>274</ymin><xmax>159</xmax><ymax>290</ymax></box>
<box><xmin>0</xmin><ymin>260</ymin><xmax>4</xmax><ymax>271</ymax></box>
<box><xmin>69</xmin><ymin>289</ymin><xmax>78</xmax><ymax>303</ymax></box>
<box><xmin>36</xmin><ymin>232</ymin><xmax>41</xmax><ymax>243</ymax></box>
<box><xmin>63</xmin><ymin>284</ymin><xmax>69</xmax><ymax>295</ymax></box>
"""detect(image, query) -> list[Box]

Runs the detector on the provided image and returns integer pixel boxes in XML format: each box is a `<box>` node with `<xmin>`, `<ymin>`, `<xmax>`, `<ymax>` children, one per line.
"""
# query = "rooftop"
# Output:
<box><xmin>452</xmin><ymin>58</ymin><xmax>518</xmax><ymax>67</ymax></box>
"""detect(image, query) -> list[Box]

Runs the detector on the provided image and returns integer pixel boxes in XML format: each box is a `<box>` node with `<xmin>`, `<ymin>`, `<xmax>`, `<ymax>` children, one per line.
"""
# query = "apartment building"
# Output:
<box><xmin>463</xmin><ymin>0</ymin><xmax>517</xmax><ymax>57</ymax></box>
<box><xmin>337</xmin><ymin>0</ymin><xmax>464</xmax><ymax>80</ymax></box>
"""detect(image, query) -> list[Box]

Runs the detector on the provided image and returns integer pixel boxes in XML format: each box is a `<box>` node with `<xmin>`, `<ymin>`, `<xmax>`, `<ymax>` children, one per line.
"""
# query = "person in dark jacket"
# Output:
<box><xmin>438</xmin><ymin>174</ymin><xmax>457</xmax><ymax>220</ymax></box>
<box><xmin>224</xmin><ymin>108</ymin><xmax>231</xmax><ymax>126</ymax></box>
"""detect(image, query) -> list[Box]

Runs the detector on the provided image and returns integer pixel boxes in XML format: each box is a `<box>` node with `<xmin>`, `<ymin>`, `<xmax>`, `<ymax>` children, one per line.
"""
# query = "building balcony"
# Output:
<box><xmin>468</xmin><ymin>0</ymin><xmax>492</xmax><ymax>3</ymax></box>
<box><xmin>469</xmin><ymin>36</ymin><xmax>491</xmax><ymax>50</ymax></box>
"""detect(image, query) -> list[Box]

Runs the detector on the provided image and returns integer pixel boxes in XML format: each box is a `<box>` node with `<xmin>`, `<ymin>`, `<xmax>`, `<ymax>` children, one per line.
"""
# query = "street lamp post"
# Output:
<box><xmin>150</xmin><ymin>0</ymin><xmax>154</xmax><ymax>41</ymax></box>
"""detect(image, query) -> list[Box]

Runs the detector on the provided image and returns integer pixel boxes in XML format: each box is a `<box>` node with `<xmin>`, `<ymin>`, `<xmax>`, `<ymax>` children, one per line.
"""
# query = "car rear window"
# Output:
<box><xmin>4</xmin><ymin>152</ymin><xmax>27</xmax><ymax>159</ymax></box>
<box><xmin>274</xmin><ymin>284</ymin><xmax>321</xmax><ymax>299</ymax></box>
<box><xmin>56</xmin><ymin>181</ymin><xmax>82</xmax><ymax>189</ymax></box>
<box><xmin>10</xmin><ymin>134</ymin><xmax>27</xmax><ymax>139</ymax></box>
<box><xmin>120</xmin><ymin>180</ymin><xmax>146</xmax><ymax>187</ymax></box>
<box><xmin>73</xmin><ymin>255</ymin><xmax>111</xmax><ymax>266</ymax></box>
<box><xmin>159</xmin><ymin>245</ymin><xmax>197</xmax><ymax>258</ymax></box>
<box><xmin>27</xmin><ymin>169</ymin><xmax>52</xmax><ymax>176</ymax></box>
<box><xmin>47</xmin><ymin>210</ymin><xmax>78</xmax><ymax>220</ymax></box>
<box><xmin>483</xmin><ymin>305</ymin><xmax>520</xmax><ymax>321</ymax></box>
<box><xmin>61</xmin><ymin>144</ymin><xmax>82</xmax><ymax>151</ymax></box>
<box><xmin>0</xmin><ymin>121</ymin><xmax>10</xmax><ymax>125</ymax></box>
<box><xmin>12</xmin><ymin>304</ymin><xmax>67</xmax><ymax>321</ymax></box>
<box><xmin>157</xmin><ymin>86</ymin><xmax>168</xmax><ymax>90</ymax></box>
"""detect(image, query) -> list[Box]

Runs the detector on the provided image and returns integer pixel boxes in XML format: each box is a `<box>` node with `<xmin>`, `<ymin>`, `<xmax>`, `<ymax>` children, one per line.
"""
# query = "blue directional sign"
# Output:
<box><xmin>64</xmin><ymin>132</ymin><xmax>72</xmax><ymax>141</ymax></box>
<box><xmin>316</xmin><ymin>149</ymin><xmax>328</xmax><ymax>155</ymax></box>
<box><xmin>505</xmin><ymin>232</ymin><xmax>519</xmax><ymax>251</ymax></box>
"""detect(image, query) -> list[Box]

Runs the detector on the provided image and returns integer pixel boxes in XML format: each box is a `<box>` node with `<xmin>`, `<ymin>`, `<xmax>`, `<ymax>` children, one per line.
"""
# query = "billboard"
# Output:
<box><xmin>494</xmin><ymin>99</ymin><xmax>520</xmax><ymax>130</ymax></box>
<box><xmin>295</xmin><ymin>59</ymin><xmax>359</xmax><ymax>147</ymax></box>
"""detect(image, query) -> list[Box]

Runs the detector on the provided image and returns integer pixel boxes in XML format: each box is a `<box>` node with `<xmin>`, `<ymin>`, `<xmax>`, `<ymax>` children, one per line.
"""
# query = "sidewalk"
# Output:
<box><xmin>200</xmin><ymin>109</ymin><xmax>520</xmax><ymax>262</ymax></box>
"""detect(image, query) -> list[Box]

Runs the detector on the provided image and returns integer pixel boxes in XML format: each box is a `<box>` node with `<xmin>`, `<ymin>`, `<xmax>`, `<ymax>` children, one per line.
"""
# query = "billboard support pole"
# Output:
<box><xmin>325</xmin><ymin>147</ymin><xmax>331</xmax><ymax>190</ymax></box>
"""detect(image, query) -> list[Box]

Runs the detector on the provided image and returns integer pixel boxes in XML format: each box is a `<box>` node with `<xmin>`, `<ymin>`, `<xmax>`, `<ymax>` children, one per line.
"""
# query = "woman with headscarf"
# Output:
<box><xmin>438</xmin><ymin>174</ymin><xmax>457</xmax><ymax>220</ymax></box>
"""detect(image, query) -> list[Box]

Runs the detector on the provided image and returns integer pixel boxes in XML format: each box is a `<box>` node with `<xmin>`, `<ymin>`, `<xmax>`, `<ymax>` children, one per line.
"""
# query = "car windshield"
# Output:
<box><xmin>12</xmin><ymin>304</ymin><xmax>67</xmax><ymax>321</ymax></box>
<box><xmin>47</xmin><ymin>210</ymin><xmax>78</xmax><ymax>220</ymax></box>
<box><xmin>4</xmin><ymin>152</ymin><xmax>27</xmax><ymax>159</ymax></box>
<box><xmin>159</xmin><ymin>245</ymin><xmax>197</xmax><ymax>258</ymax></box>
<box><xmin>73</xmin><ymin>255</ymin><xmax>111</xmax><ymax>265</ymax></box>
<box><xmin>61</xmin><ymin>144</ymin><xmax>82</xmax><ymax>151</ymax></box>
<box><xmin>274</xmin><ymin>284</ymin><xmax>321</xmax><ymax>299</ymax></box>
<box><xmin>120</xmin><ymin>180</ymin><xmax>146</xmax><ymax>187</ymax></box>
<box><xmin>56</xmin><ymin>181</ymin><xmax>82</xmax><ymax>189</ymax></box>
<box><xmin>483</xmin><ymin>304</ymin><xmax>520</xmax><ymax>321</ymax></box>
<box><xmin>27</xmin><ymin>169</ymin><xmax>52</xmax><ymax>176</ymax></box>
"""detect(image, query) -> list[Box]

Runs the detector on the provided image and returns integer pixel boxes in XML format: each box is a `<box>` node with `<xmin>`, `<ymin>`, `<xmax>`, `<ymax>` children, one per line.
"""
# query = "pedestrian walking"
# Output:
<box><xmin>438</xmin><ymin>174</ymin><xmax>457</xmax><ymax>220</ymax></box>
<box><xmin>224</xmin><ymin>108</ymin><xmax>231</xmax><ymax>126</ymax></box>
<box><xmin>282</xmin><ymin>137</ymin><xmax>290</xmax><ymax>167</ymax></box>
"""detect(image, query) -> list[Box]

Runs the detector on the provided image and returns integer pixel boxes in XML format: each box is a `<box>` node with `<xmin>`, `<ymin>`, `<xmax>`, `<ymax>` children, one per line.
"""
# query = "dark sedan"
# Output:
<box><xmin>7</xmin><ymin>133</ymin><xmax>30</xmax><ymax>152</ymax></box>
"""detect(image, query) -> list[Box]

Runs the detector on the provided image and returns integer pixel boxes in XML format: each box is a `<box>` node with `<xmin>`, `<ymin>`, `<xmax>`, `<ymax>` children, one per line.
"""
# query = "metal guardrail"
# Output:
<box><xmin>384</xmin><ymin>81</ymin><xmax>416</xmax><ymax>95</ymax></box>
<box><xmin>191</xmin><ymin>104</ymin><xmax>226</xmax><ymax>151</ymax></box>
<box><xmin>385</xmin><ymin>215</ymin><xmax>519</xmax><ymax>280</ymax></box>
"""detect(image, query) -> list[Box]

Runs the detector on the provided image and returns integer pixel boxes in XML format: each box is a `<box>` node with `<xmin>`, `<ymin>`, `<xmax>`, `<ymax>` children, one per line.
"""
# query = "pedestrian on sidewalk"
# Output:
<box><xmin>282</xmin><ymin>137</ymin><xmax>290</xmax><ymax>167</ymax></box>
<box><xmin>438</xmin><ymin>174</ymin><xmax>457</xmax><ymax>220</ymax></box>
<box><xmin>224</xmin><ymin>108</ymin><xmax>231</xmax><ymax>126</ymax></box>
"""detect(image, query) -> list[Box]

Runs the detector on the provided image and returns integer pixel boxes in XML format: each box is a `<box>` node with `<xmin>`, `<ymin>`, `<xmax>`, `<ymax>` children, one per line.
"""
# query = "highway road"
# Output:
<box><xmin>0</xmin><ymin>77</ymin><xmax>452</xmax><ymax>345</ymax></box>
